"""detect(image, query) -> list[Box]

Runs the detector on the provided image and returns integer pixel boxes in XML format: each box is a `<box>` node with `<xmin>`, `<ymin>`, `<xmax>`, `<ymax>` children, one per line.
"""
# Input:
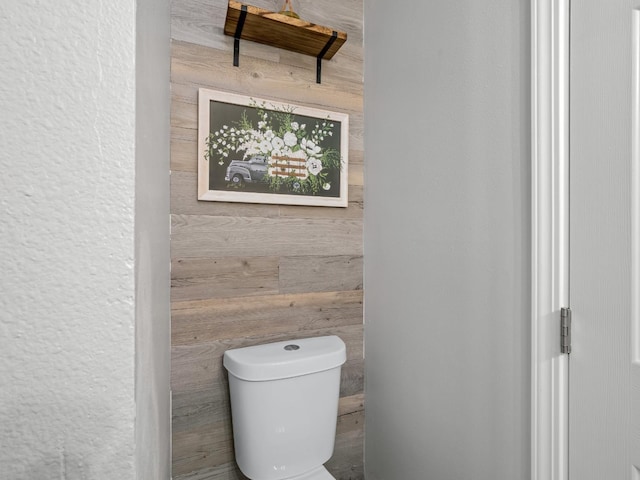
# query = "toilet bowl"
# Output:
<box><xmin>287</xmin><ymin>465</ymin><xmax>335</xmax><ymax>480</ymax></box>
<box><xmin>223</xmin><ymin>336</ymin><xmax>346</xmax><ymax>480</ymax></box>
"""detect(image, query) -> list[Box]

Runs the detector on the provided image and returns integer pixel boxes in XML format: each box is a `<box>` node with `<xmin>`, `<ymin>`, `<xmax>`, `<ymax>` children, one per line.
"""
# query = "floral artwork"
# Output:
<box><xmin>198</xmin><ymin>89</ymin><xmax>349</xmax><ymax>207</ymax></box>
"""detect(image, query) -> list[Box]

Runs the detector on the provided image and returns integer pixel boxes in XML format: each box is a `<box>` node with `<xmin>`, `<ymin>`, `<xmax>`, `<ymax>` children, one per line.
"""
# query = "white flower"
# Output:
<box><xmin>271</xmin><ymin>137</ymin><xmax>284</xmax><ymax>150</ymax></box>
<box><xmin>259</xmin><ymin>140</ymin><xmax>271</xmax><ymax>153</ymax></box>
<box><xmin>301</xmin><ymin>138</ymin><xmax>315</xmax><ymax>150</ymax></box>
<box><xmin>307</xmin><ymin>158</ymin><xmax>323</xmax><ymax>175</ymax></box>
<box><xmin>300</xmin><ymin>124</ymin><xmax>306</xmax><ymax>130</ymax></box>
<box><xmin>290</xmin><ymin>149</ymin><xmax>307</xmax><ymax>159</ymax></box>
<box><xmin>258</xmin><ymin>121</ymin><xmax>266</xmax><ymax>129</ymax></box>
<box><xmin>291</xmin><ymin>122</ymin><xmax>299</xmax><ymax>131</ymax></box>
<box><xmin>323</xmin><ymin>182</ymin><xmax>331</xmax><ymax>190</ymax></box>
<box><xmin>284</xmin><ymin>132</ymin><xmax>298</xmax><ymax>147</ymax></box>
<box><xmin>328</xmin><ymin>131</ymin><xmax>333</xmax><ymax>136</ymax></box>
<box><xmin>301</xmin><ymin>138</ymin><xmax>322</xmax><ymax>158</ymax></box>
<box><xmin>265</xmin><ymin>130</ymin><xmax>275</xmax><ymax>141</ymax></box>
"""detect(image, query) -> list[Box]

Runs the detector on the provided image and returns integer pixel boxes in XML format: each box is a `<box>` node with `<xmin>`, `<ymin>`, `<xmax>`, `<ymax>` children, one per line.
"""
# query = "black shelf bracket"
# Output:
<box><xmin>316</xmin><ymin>31</ymin><xmax>338</xmax><ymax>84</ymax></box>
<box><xmin>233</xmin><ymin>5</ymin><xmax>248</xmax><ymax>67</ymax></box>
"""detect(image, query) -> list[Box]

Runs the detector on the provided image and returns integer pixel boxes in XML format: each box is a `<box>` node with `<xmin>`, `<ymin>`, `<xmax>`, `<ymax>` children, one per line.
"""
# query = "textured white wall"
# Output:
<box><xmin>0</xmin><ymin>0</ymin><xmax>137</xmax><ymax>477</ymax></box>
<box><xmin>364</xmin><ymin>0</ymin><xmax>531</xmax><ymax>478</ymax></box>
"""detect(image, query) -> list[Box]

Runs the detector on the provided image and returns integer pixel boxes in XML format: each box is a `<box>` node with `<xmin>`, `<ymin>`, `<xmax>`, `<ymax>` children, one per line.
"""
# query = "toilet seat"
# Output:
<box><xmin>285</xmin><ymin>465</ymin><xmax>335</xmax><ymax>480</ymax></box>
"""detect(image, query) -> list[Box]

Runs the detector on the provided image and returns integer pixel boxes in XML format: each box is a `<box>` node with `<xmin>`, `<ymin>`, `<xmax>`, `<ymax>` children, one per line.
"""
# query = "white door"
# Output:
<box><xmin>569</xmin><ymin>0</ymin><xmax>640</xmax><ymax>478</ymax></box>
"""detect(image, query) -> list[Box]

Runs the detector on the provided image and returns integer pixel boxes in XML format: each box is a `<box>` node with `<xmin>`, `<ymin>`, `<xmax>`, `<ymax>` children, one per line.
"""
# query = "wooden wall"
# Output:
<box><xmin>169</xmin><ymin>1</ymin><xmax>364</xmax><ymax>479</ymax></box>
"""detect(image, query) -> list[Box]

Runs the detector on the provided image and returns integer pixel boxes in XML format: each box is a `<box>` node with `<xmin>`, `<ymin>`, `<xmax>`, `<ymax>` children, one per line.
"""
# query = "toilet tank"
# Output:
<box><xmin>223</xmin><ymin>336</ymin><xmax>346</xmax><ymax>480</ymax></box>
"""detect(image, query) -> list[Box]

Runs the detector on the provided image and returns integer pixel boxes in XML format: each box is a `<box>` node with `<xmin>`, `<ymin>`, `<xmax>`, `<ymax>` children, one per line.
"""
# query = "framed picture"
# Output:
<box><xmin>198</xmin><ymin>88</ymin><xmax>349</xmax><ymax>207</ymax></box>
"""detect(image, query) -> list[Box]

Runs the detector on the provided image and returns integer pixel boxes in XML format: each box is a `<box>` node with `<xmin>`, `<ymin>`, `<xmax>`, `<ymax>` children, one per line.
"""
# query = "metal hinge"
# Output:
<box><xmin>561</xmin><ymin>307</ymin><xmax>572</xmax><ymax>354</ymax></box>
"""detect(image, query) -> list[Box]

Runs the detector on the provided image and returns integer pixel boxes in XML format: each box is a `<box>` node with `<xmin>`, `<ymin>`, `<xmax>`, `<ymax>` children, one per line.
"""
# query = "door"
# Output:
<box><xmin>569</xmin><ymin>0</ymin><xmax>640</xmax><ymax>478</ymax></box>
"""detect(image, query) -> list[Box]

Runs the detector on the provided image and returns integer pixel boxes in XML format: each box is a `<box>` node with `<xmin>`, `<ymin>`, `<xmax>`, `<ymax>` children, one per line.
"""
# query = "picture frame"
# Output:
<box><xmin>198</xmin><ymin>88</ymin><xmax>349</xmax><ymax>207</ymax></box>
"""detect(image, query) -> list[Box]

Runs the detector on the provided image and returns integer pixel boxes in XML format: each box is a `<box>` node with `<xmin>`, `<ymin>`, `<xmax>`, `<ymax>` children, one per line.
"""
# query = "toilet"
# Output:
<box><xmin>223</xmin><ymin>335</ymin><xmax>346</xmax><ymax>480</ymax></box>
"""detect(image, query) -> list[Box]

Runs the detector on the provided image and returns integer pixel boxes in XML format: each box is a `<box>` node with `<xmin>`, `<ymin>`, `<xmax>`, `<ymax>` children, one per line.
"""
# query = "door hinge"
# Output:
<box><xmin>561</xmin><ymin>307</ymin><xmax>572</xmax><ymax>354</ymax></box>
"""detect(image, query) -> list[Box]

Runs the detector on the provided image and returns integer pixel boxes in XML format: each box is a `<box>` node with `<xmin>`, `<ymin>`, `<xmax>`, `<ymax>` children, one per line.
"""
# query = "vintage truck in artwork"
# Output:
<box><xmin>224</xmin><ymin>155</ymin><xmax>269</xmax><ymax>184</ymax></box>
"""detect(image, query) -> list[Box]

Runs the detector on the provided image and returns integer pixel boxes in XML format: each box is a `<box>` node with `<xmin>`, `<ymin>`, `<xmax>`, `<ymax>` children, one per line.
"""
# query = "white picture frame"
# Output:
<box><xmin>198</xmin><ymin>88</ymin><xmax>349</xmax><ymax>207</ymax></box>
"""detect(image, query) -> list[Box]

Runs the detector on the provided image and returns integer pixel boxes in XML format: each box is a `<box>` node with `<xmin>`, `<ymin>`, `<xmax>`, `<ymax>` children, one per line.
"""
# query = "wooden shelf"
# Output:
<box><xmin>223</xmin><ymin>0</ymin><xmax>347</xmax><ymax>82</ymax></box>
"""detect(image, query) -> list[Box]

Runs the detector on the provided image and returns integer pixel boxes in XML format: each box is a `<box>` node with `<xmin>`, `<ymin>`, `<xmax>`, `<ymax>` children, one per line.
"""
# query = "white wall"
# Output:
<box><xmin>0</xmin><ymin>0</ymin><xmax>170</xmax><ymax>477</ymax></box>
<box><xmin>363</xmin><ymin>1</ymin><xmax>531</xmax><ymax>479</ymax></box>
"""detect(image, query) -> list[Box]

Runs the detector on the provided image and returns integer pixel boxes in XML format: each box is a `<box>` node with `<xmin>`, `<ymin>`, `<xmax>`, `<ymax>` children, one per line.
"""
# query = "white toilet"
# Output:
<box><xmin>223</xmin><ymin>335</ymin><xmax>346</xmax><ymax>480</ymax></box>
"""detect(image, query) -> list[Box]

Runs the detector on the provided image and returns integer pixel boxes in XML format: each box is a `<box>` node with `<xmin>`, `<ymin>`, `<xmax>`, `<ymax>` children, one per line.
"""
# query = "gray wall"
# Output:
<box><xmin>135</xmin><ymin>0</ymin><xmax>171</xmax><ymax>477</ymax></box>
<box><xmin>363</xmin><ymin>1</ymin><xmax>531</xmax><ymax>479</ymax></box>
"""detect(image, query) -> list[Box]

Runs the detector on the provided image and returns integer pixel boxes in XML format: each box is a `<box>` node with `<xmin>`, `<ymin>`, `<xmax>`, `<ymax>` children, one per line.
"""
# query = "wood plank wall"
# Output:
<box><xmin>169</xmin><ymin>1</ymin><xmax>364</xmax><ymax>479</ymax></box>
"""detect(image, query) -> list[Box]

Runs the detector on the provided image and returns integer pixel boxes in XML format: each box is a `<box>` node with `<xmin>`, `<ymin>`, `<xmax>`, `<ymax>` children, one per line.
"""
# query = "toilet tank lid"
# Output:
<box><xmin>223</xmin><ymin>335</ymin><xmax>346</xmax><ymax>381</ymax></box>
